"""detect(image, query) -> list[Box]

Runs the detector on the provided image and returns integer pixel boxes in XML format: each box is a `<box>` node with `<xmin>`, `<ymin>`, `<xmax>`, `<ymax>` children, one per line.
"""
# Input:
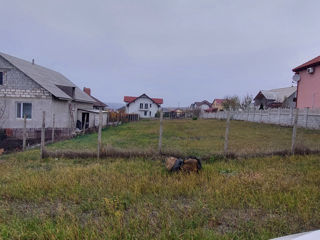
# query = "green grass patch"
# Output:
<box><xmin>0</xmin><ymin>119</ymin><xmax>319</xmax><ymax>239</ymax></box>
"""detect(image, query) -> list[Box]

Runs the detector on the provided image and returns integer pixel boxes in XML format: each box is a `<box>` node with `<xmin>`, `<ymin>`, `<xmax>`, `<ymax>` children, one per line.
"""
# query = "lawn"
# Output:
<box><xmin>0</xmin><ymin>119</ymin><xmax>319</xmax><ymax>239</ymax></box>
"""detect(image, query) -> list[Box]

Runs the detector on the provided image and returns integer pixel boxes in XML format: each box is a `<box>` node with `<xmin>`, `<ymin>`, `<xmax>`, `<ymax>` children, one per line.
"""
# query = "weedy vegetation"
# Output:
<box><xmin>0</xmin><ymin>119</ymin><xmax>319</xmax><ymax>239</ymax></box>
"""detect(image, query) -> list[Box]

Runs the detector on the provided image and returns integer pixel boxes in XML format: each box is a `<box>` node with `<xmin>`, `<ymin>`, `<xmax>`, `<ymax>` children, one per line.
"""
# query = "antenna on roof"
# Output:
<box><xmin>32</xmin><ymin>59</ymin><xmax>35</xmax><ymax>65</ymax></box>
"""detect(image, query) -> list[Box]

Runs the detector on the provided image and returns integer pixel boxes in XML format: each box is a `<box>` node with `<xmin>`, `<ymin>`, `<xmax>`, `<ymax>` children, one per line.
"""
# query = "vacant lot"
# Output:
<box><xmin>0</xmin><ymin>119</ymin><xmax>319</xmax><ymax>239</ymax></box>
<box><xmin>50</xmin><ymin>119</ymin><xmax>320</xmax><ymax>155</ymax></box>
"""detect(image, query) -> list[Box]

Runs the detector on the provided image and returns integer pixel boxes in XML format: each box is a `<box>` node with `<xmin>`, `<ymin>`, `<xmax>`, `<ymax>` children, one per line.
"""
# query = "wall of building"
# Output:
<box><xmin>297</xmin><ymin>65</ymin><xmax>320</xmax><ymax>109</ymax></box>
<box><xmin>126</xmin><ymin>97</ymin><xmax>160</xmax><ymax>118</ymax></box>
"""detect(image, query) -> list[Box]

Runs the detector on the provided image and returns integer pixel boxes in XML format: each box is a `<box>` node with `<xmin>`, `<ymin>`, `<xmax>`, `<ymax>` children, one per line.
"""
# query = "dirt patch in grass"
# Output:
<box><xmin>210</xmin><ymin>209</ymin><xmax>280</xmax><ymax>234</ymax></box>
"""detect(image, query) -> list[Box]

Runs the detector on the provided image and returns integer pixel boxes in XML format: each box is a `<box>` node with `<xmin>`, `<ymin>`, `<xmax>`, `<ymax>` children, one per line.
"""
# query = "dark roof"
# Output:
<box><xmin>91</xmin><ymin>95</ymin><xmax>108</xmax><ymax>108</ymax></box>
<box><xmin>124</xmin><ymin>94</ymin><xmax>163</xmax><ymax>105</ymax></box>
<box><xmin>0</xmin><ymin>52</ymin><xmax>94</xmax><ymax>103</ymax></box>
<box><xmin>293</xmin><ymin>56</ymin><xmax>320</xmax><ymax>72</ymax></box>
<box><xmin>194</xmin><ymin>100</ymin><xmax>211</xmax><ymax>107</ymax></box>
<box><xmin>83</xmin><ymin>87</ymin><xmax>107</xmax><ymax>108</ymax></box>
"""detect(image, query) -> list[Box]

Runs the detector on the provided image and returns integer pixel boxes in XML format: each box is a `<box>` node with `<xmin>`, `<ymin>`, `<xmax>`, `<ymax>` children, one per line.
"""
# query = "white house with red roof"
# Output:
<box><xmin>123</xmin><ymin>93</ymin><xmax>163</xmax><ymax>118</ymax></box>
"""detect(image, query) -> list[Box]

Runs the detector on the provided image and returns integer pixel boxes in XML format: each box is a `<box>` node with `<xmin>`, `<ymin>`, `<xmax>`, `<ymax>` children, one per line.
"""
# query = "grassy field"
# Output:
<box><xmin>50</xmin><ymin>119</ymin><xmax>320</xmax><ymax>156</ymax></box>
<box><xmin>0</xmin><ymin>119</ymin><xmax>319</xmax><ymax>239</ymax></box>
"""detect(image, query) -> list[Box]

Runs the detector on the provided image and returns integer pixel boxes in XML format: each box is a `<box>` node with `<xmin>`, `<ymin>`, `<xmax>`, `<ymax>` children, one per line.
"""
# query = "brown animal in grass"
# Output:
<box><xmin>0</xmin><ymin>148</ymin><xmax>4</xmax><ymax>155</ymax></box>
<box><xmin>165</xmin><ymin>157</ymin><xmax>202</xmax><ymax>172</ymax></box>
<box><xmin>165</xmin><ymin>157</ymin><xmax>178</xmax><ymax>171</ymax></box>
<box><xmin>181</xmin><ymin>158</ymin><xmax>201</xmax><ymax>172</ymax></box>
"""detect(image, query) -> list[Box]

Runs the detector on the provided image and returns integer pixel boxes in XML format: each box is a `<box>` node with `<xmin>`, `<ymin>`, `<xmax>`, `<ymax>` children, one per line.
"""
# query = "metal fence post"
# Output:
<box><xmin>97</xmin><ymin>110</ymin><xmax>102</xmax><ymax>159</ymax></box>
<box><xmin>291</xmin><ymin>108</ymin><xmax>299</xmax><ymax>154</ymax></box>
<box><xmin>224</xmin><ymin>111</ymin><xmax>231</xmax><ymax>155</ymax></box>
<box><xmin>52</xmin><ymin>113</ymin><xmax>55</xmax><ymax>142</ymax></box>
<box><xmin>40</xmin><ymin>111</ymin><xmax>45</xmax><ymax>159</ymax></box>
<box><xmin>158</xmin><ymin>108</ymin><xmax>163</xmax><ymax>154</ymax></box>
<box><xmin>23</xmin><ymin>115</ymin><xmax>27</xmax><ymax>151</ymax></box>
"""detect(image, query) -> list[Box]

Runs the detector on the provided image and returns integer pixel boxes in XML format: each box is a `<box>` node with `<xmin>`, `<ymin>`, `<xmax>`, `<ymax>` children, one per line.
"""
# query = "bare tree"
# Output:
<box><xmin>192</xmin><ymin>108</ymin><xmax>201</xmax><ymax>118</ymax></box>
<box><xmin>241</xmin><ymin>94</ymin><xmax>253</xmax><ymax>110</ymax></box>
<box><xmin>222</xmin><ymin>95</ymin><xmax>240</xmax><ymax>111</ymax></box>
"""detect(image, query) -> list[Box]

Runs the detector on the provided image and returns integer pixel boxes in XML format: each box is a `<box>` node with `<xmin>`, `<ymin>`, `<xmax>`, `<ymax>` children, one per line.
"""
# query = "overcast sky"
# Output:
<box><xmin>1</xmin><ymin>0</ymin><xmax>320</xmax><ymax>106</ymax></box>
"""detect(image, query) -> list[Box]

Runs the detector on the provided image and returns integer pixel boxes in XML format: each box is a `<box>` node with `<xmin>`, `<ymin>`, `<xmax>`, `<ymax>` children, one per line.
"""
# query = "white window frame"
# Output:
<box><xmin>16</xmin><ymin>102</ymin><xmax>32</xmax><ymax>119</ymax></box>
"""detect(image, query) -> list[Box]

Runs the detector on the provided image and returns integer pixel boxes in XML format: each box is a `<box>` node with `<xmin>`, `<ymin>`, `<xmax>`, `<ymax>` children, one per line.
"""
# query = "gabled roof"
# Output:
<box><xmin>124</xmin><ymin>94</ymin><xmax>163</xmax><ymax>105</ymax></box>
<box><xmin>212</xmin><ymin>99</ymin><xmax>225</xmax><ymax>105</ymax></box>
<box><xmin>254</xmin><ymin>86</ymin><xmax>296</xmax><ymax>103</ymax></box>
<box><xmin>293</xmin><ymin>56</ymin><xmax>320</xmax><ymax>72</ymax></box>
<box><xmin>194</xmin><ymin>100</ymin><xmax>211</xmax><ymax>107</ymax></box>
<box><xmin>83</xmin><ymin>87</ymin><xmax>107</xmax><ymax>108</ymax></box>
<box><xmin>0</xmin><ymin>52</ymin><xmax>94</xmax><ymax>103</ymax></box>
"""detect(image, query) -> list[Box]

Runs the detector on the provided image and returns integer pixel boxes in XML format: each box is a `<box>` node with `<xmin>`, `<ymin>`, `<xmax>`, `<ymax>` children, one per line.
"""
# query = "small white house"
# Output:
<box><xmin>124</xmin><ymin>94</ymin><xmax>163</xmax><ymax>118</ymax></box>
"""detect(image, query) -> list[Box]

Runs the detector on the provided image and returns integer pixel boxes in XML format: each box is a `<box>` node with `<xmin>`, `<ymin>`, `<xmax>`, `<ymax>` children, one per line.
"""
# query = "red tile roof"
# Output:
<box><xmin>213</xmin><ymin>99</ymin><xmax>225</xmax><ymax>104</ymax></box>
<box><xmin>124</xmin><ymin>95</ymin><xmax>163</xmax><ymax>105</ymax></box>
<box><xmin>292</xmin><ymin>56</ymin><xmax>320</xmax><ymax>72</ymax></box>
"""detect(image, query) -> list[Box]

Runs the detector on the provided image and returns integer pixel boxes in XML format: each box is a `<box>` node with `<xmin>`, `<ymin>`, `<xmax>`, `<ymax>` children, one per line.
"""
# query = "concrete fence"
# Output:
<box><xmin>201</xmin><ymin>108</ymin><xmax>320</xmax><ymax>129</ymax></box>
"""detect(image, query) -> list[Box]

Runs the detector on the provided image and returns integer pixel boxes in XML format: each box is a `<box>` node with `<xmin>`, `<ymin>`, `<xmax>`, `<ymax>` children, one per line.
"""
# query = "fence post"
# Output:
<box><xmin>23</xmin><ymin>114</ymin><xmax>27</xmax><ymax>151</ymax></box>
<box><xmin>278</xmin><ymin>108</ymin><xmax>281</xmax><ymax>125</ymax></box>
<box><xmin>83</xmin><ymin>113</ymin><xmax>87</xmax><ymax>135</ymax></box>
<box><xmin>289</xmin><ymin>107</ymin><xmax>294</xmax><ymax>126</ymax></box>
<box><xmin>224</xmin><ymin>111</ymin><xmax>231</xmax><ymax>154</ymax></box>
<box><xmin>291</xmin><ymin>108</ymin><xmax>299</xmax><ymax>154</ymax></box>
<box><xmin>97</xmin><ymin>110</ymin><xmax>102</xmax><ymax>159</ymax></box>
<box><xmin>305</xmin><ymin>107</ymin><xmax>309</xmax><ymax>128</ymax></box>
<box><xmin>260</xmin><ymin>110</ymin><xmax>263</xmax><ymax>123</ymax></box>
<box><xmin>52</xmin><ymin>113</ymin><xmax>55</xmax><ymax>142</ymax></box>
<box><xmin>40</xmin><ymin>111</ymin><xmax>45</xmax><ymax>159</ymax></box>
<box><xmin>158</xmin><ymin>108</ymin><xmax>163</xmax><ymax>154</ymax></box>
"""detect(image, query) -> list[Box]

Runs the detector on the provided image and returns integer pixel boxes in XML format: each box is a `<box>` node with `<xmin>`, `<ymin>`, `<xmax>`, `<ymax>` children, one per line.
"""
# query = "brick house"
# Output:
<box><xmin>211</xmin><ymin>99</ymin><xmax>225</xmax><ymax>111</ymax></box>
<box><xmin>0</xmin><ymin>52</ymin><xmax>97</xmax><ymax>140</ymax></box>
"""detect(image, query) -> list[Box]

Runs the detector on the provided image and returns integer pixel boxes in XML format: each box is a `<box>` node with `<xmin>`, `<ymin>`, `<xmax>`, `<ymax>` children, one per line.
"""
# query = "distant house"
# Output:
<box><xmin>83</xmin><ymin>87</ymin><xmax>108</xmax><ymax>110</ymax></box>
<box><xmin>293</xmin><ymin>56</ymin><xmax>320</xmax><ymax>109</ymax></box>
<box><xmin>0</xmin><ymin>52</ymin><xmax>96</xmax><ymax>140</ymax></box>
<box><xmin>211</xmin><ymin>99</ymin><xmax>225</xmax><ymax>111</ymax></box>
<box><xmin>190</xmin><ymin>100</ymin><xmax>211</xmax><ymax>111</ymax></box>
<box><xmin>253</xmin><ymin>87</ymin><xmax>296</xmax><ymax>109</ymax></box>
<box><xmin>124</xmin><ymin>93</ymin><xmax>163</xmax><ymax>118</ymax></box>
<box><xmin>162</xmin><ymin>107</ymin><xmax>187</xmax><ymax>118</ymax></box>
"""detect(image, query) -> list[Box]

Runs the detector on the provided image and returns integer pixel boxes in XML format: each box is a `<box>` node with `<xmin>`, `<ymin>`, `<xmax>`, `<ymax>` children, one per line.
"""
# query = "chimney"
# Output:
<box><xmin>32</xmin><ymin>59</ymin><xmax>35</xmax><ymax>65</ymax></box>
<box><xmin>83</xmin><ymin>87</ymin><xmax>91</xmax><ymax>96</ymax></box>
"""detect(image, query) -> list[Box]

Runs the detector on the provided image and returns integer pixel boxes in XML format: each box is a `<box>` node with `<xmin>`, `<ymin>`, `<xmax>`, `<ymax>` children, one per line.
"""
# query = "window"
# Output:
<box><xmin>16</xmin><ymin>103</ymin><xmax>32</xmax><ymax>119</ymax></box>
<box><xmin>140</xmin><ymin>103</ymin><xmax>143</xmax><ymax>109</ymax></box>
<box><xmin>149</xmin><ymin>111</ymin><xmax>151</xmax><ymax>116</ymax></box>
<box><xmin>0</xmin><ymin>72</ymin><xmax>3</xmax><ymax>85</ymax></box>
<box><xmin>150</xmin><ymin>104</ymin><xmax>152</xmax><ymax>108</ymax></box>
<box><xmin>144</xmin><ymin>111</ymin><xmax>147</xmax><ymax>116</ymax></box>
<box><xmin>145</xmin><ymin>103</ymin><xmax>148</xmax><ymax>109</ymax></box>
